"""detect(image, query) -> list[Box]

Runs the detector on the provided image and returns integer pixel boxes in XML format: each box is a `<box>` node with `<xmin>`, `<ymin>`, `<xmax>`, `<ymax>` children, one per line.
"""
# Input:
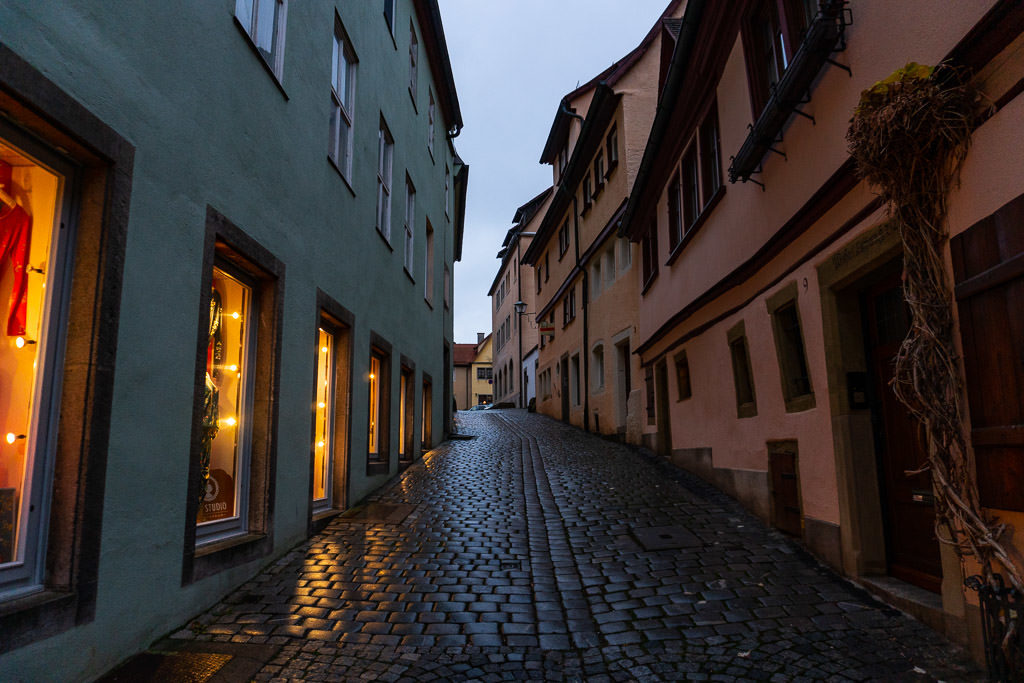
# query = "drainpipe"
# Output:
<box><xmin>516</xmin><ymin>238</ymin><xmax>524</xmax><ymax>409</ymax></box>
<box><xmin>574</xmin><ymin>194</ymin><xmax>590</xmax><ymax>432</ymax></box>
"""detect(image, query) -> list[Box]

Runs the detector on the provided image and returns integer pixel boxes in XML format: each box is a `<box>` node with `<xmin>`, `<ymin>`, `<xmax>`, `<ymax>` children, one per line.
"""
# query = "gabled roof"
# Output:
<box><xmin>453</xmin><ymin>343</ymin><xmax>476</xmax><ymax>365</ymax></box>
<box><xmin>538</xmin><ymin>0</ymin><xmax>685</xmax><ymax>165</ymax></box>
<box><xmin>489</xmin><ymin>187</ymin><xmax>553</xmax><ymax>295</ymax></box>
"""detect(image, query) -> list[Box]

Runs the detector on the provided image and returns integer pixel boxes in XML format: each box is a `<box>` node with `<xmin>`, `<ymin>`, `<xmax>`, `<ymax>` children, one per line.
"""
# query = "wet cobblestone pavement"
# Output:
<box><xmin>172</xmin><ymin>411</ymin><xmax>983</xmax><ymax>681</ymax></box>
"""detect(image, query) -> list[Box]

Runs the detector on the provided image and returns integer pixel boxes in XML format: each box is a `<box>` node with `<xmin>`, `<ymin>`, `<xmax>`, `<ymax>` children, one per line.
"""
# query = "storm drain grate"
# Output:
<box><xmin>340</xmin><ymin>502</ymin><xmax>416</xmax><ymax>524</ymax></box>
<box><xmin>630</xmin><ymin>525</ymin><xmax>701</xmax><ymax>551</ymax></box>
<box><xmin>98</xmin><ymin>651</ymin><xmax>232</xmax><ymax>683</ymax></box>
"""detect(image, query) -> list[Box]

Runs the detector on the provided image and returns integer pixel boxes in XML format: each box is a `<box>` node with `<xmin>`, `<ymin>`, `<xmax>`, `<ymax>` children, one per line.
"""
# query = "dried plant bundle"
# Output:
<box><xmin>847</xmin><ymin>63</ymin><xmax>1023</xmax><ymax>595</ymax></box>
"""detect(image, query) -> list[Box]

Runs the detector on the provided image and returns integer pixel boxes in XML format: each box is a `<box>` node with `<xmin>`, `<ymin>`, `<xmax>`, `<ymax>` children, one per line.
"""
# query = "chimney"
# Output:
<box><xmin>477</xmin><ymin>332</ymin><xmax>485</xmax><ymax>345</ymax></box>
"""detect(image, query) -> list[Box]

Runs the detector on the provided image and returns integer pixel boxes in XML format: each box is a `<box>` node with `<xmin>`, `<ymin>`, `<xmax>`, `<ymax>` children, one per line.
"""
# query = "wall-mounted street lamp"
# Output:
<box><xmin>514</xmin><ymin>300</ymin><xmax>538</xmax><ymax>328</ymax></box>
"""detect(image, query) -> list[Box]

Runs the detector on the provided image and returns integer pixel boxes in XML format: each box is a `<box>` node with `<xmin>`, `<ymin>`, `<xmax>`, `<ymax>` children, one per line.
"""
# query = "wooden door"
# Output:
<box><xmin>952</xmin><ymin>194</ymin><xmax>1024</xmax><ymax>512</ymax></box>
<box><xmin>864</xmin><ymin>274</ymin><xmax>942</xmax><ymax>592</ymax></box>
<box><xmin>561</xmin><ymin>357</ymin><xmax>570</xmax><ymax>422</ymax></box>
<box><xmin>769</xmin><ymin>441</ymin><xmax>802</xmax><ymax>537</ymax></box>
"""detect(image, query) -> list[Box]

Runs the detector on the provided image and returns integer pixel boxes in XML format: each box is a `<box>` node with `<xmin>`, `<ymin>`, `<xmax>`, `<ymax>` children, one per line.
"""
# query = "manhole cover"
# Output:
<box><xmin>631</xmin><ymin>525</ymin><xmax>701</xmax><ymax>551</ymax></box>
<box><xmin>340</xmin><ymin>502</ymin><xmax>415</xmax><ymax>523</ymax></box>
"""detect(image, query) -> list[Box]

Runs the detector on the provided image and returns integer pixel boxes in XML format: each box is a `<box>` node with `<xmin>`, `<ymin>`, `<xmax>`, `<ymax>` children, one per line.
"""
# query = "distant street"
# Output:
<box><xmin>166</xmin><ymin>410</ymin><xmax>982</xmax><ymax>681</ymax></box>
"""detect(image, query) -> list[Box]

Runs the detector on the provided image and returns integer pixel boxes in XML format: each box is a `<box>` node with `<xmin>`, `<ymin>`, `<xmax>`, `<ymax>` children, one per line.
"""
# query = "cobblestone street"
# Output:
<box><xmin>169</xmin><ymin>411</ymin><xmax>983</xmax><ymax>681</ymax></box>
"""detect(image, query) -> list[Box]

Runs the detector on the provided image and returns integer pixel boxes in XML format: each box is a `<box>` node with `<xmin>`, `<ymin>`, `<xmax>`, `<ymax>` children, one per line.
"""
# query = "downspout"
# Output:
<box><xmin>516</xmin><ymin>239</ymin><xmax>524</xmax><ymax>409</ymax></box>
<box><xmin>575</xmin><ymin>194</ymin><xmax>590</xmax><ymax>432</ymax></box>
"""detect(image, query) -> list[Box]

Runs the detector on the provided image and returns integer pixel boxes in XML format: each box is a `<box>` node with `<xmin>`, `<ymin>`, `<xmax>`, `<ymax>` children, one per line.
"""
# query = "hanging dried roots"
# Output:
<box><xmin>847</xmin><ymin>63</ymin><xmax>1023</xmax><ymax>593</ymax></box>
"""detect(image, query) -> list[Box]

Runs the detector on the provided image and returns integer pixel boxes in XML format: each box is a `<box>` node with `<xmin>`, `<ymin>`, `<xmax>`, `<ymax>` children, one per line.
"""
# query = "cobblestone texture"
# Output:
<box><xmin>173</xmin><ymin>410</ymin><xmax>984</xmax><ymax>681</ymax></box>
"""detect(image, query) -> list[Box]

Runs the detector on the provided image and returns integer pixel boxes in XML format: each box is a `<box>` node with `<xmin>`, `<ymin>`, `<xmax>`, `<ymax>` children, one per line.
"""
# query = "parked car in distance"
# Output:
<box><xmin>467</xmin><ymin>404</ymin><xmax>489</xmax><ymax>411</ymax></box>
<box><xmin>486</xmin><ymin>401</ymin><xmax>516</xmax><ymax>410</ymax></box>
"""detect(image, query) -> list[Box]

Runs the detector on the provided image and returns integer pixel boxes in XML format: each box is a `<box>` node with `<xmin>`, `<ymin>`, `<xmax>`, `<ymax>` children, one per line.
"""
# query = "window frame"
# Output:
<box><xmin>398</xmin><ymin>359</ymin><xmax>415</xmax><ymax>467</ymax></box>
<box><xmin>427</xmin><ymin>90</ymin><xmax>435</xmax><ymax>158</ymax></box>
<box><xmin>376</xmin><ymin>118</ymin><xmax>394</xmax><ymax>243</ymax></box>
<box><xmin>408</xmin><ymin>21</ymin><xmax>419</xmax><ymax>107</ymax></box>
<box><xmin>234</xmin><ymin>0</ymin><xmax>289</xmax><ymax>84</ymax></box>
<box><xmin>606</xmin><ymin>125</ymin><xmax>619</xmax><ymax>174</ymax></box>
<box><xmin>742</xmin><ymin>0</ymin><xmax>818</xmax><ymax>118</ymax></box>
<box><xmin>329</xmin><ymin>17</ymin><xmax>357</xmax><ymax>182</ymax></box>
<box><xmin>727</xmin><ymin>320</ymin><xmax>758</xmax><ymax>419</ymax></box>
<box><xmin>308</xmin><ymin>292</ymin><xmax>354</xmax><ymax>533</ymax></box>
<box><xmin>424</xmin><ymin>219</ymin><xmax>434</xmax><ymax>305</ymax></box>
<box><xmin>366</xmin><ymin>334</ymin><xmax>392</xmax><ymax>476</ymax></box>
<box><xmin>404</xmin><ymin>175</ymin><xmax>416</xmax><ymax>276</ymax></box>
<box><xmin>558</xmin><ymin>219</ymin><xmax>570</xmax><ymax>258</ymax></box>
<box><xmin>674</xmin><ymin>350</ymin><xmax>692</xmax><ymax>401</ymax></box>
<box><xmin>641</xmin><ymin>218</ymin><xmax>659</xmax><ymax>292</ymax></box>
<box><xmin>0</xmin><ymin>55</ymin><xmax>131</xmax><ymax>653</ymax></box>
<box><xmin>183</xmin><ymin>207</ymin><xmax>284</xmax><ymax>584</ymax></box>
<box><xmin>767</xmin><ymin>283</ymin><xmax>814</xmax><ymax>412</ymax></box>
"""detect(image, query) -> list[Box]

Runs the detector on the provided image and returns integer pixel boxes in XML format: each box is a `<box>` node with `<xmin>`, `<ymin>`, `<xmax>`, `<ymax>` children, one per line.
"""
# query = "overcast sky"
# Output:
<box><xmin>438</xmin><ymin>1</ymin><xmax>670</xmax><ymax>344</ymax></box>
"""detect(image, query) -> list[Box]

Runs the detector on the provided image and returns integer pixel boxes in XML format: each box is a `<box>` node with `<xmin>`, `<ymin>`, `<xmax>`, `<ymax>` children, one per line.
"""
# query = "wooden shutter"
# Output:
<box><xmin>951</xmin><ymin>192</ymin><xmax>1024</xmax><ymax>511</ymax></box>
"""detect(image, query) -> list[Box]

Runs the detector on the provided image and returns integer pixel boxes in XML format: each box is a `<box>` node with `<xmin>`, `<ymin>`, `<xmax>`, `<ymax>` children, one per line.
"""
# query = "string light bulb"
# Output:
<box><xmin>369</xmin><ymin>373</ymin><xmax>375</xmax><ymax>380</ymax></box>
<box><xmin>221</xmin><ymin>416</ymin><xmax>237</xmax><ymax>427</ymax></box>
<box><xmin>15</xmin><ymin>336</ymin><xmax>35</xmax><ymax>349</ymax></box>
<box><xmin>231</xmin><ymin>312</ymin><xmax>240</xmax><ymax>320</ymax></box>
<box><xmin>317</xmin><ymin>440</ymin><xmax>325</xmax><ymax>448</ymax></box>
<box><xmin>228</xmin><ymin>364</ymin><xmax>238</xmax><ymax>372</ymax></box>
<box><xmin>6</xmin><ymin>432</ymin><xmax>25</xmax><ymax>444</ymax></box>
<box><xmin>321</xmin><ymin>346</ymin><xmax>329</xmax><ymax>353</ymax></box>
<box><xmin>318</xmin><ymin>401</ymin><xmax>326</xmax><ymax>408</ymax></box>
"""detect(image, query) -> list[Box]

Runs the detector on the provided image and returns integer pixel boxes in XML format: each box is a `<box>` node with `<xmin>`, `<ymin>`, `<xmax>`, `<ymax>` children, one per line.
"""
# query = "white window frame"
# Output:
<box><xmin>234</xmin><ymin>0</ymin><xmax>289</xmax><ymax>80</ymax></box>
<box><xmin>196</xmin><ymin>263</ymin><xmax>258</xmax><ymax>546</ymax></box>
<box><xmin>404</xmin><ymin>176</ymin><xmax>416</xmax><ymax>276</ymax></box>
<box><xmin>427</xmin><ymin>90</ymin><xmax>435</xmax><ymax>157</ymax></box>
<box><xmin>0</xmin><ymin>140</ymin><xmax>74</xmax><ymax>600</ymax></box>
<box><xmin>408</xmin><ymin>21</ymin><xmax>419</xmax><ymax>103</ymax></box>
<box><xmin>329</xmin><ymin>19</ymin><xmax>357</xmax><ymax>179</ymax></box>
<box><xmin>377</xmin><ymin>119</ymin><xmax>394</xmax><ymax>242</ymax></box>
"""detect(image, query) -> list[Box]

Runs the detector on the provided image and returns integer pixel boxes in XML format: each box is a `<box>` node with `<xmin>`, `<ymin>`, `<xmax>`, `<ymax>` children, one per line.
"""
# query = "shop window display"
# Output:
<box><xmin>0</xmin><ymin>142</ymin><xmax>65</xmax><ymax>594</ymax></box>
<box><xmin>196</xmin><ymin>266</ymin><xmax>255</xmax><ymax>541</ymax></box>
<box><xmin>313</xmin><ymin>326</ymin><xmax>335</xmax><ymax>509</ymax></box>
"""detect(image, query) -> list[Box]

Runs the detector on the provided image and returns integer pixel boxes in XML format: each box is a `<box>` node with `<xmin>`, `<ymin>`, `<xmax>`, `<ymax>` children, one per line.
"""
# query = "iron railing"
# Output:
<box><xmin>965</xmin><ymin>574</ymin><xmax>1024</xmax><ymax>681</ymax></box>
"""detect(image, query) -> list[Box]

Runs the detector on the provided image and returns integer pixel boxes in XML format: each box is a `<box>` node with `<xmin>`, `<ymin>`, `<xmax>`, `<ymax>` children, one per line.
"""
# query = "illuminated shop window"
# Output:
<box><xmin>196</xmin><ymin>266</ymin><xmax>256</xmax><ymax>541</ymax></box>
<box><xmin>313</xmin><ymin>327</ymin><xmax>335</xmax><ymax>508</ymax></box>
<box><xmin>0</xmin><ymin>142</ymin><xmax>66</xmax><ymax>597</ymax></box>
<box><xmin>368</xmin><ymin>353</ymin><xmax>382</xmax><ymax>456</ymax></box>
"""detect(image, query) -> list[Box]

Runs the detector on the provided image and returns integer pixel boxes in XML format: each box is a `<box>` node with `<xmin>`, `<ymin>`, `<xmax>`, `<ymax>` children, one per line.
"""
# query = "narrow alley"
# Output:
<box><xmin>139</xmin><ymin>411</ymin><xmax>982</xmax><ymax>682</ymax></box>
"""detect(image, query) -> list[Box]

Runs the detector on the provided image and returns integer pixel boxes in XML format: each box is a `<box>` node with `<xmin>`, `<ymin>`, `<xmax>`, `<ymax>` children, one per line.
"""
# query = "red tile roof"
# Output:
<box><xmin>453</xmin><ymin>343</ymin><xmax>477</xmax><ymax>365</ymax></box>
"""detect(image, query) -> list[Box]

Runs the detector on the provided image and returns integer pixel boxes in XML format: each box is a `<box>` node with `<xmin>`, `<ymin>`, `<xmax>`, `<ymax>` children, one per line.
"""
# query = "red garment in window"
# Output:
<box><xmin>0</xmin><ymin>205</ymin><xmax>32</xmax><ymax>336</ymax></box>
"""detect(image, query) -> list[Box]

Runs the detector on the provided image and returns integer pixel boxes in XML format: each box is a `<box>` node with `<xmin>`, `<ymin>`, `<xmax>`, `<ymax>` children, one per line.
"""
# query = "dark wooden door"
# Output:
<box><xmin>864</xmin><ymin>274</ymin><xmax>942</xmax><ymax>592</ymax></box>
<box><xmin>952</xmin><ymin>194</ymin><xmax>1024</xmax><ymax>512</ymax></box>
<box><xmin>769</xmin><ymin>441</ymin><xmax>802</xmax><ymax>537</ymax></box>
<box><xmin>560</xmin><ymin>357</ymin><xmax>570</xmax><ymax>422</ymax></box>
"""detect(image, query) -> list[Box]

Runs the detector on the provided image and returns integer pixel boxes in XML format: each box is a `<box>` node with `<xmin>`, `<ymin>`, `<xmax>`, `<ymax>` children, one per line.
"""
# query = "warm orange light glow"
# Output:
<box><xmin>317</xmin><ymin>440</ymin><xmax>325</xmax><ymax>448</ymax></box>
<box><xmin>318</xmin><ymin>401</ymin><xmax>326</xmax><ymax>408</ymax></box>
<box><xmin>228</xmin><ymin>364</ymin><xmax>238</xmax><ymax>372</ymax></box>
<box><xmin>321</xmin><ymin>346</ymin><xmax>329</xmax><ymax>353</ymax></box>
<box><xmin>221</xmin><ymin>416</ymin><xmax>237</xmax><ymax>427</ymax></box>
<box><xmin>6</xmin><ymin>432</ymin><xmax>16</xmax><ymax>444</ymax></box>
<box><xmin>231</xmin><ymin>311</ymin><xmax>240</xmax><ymax>320</ymax></box>
<box><xmin>369</xmin><ymin>373</ymin><xmax>375</xmax><ymax>380</ymax></box>
<box><xmin>14</xmin><ymin>336</ymin><xmax>25</xmax><ymax>349</ymax></box>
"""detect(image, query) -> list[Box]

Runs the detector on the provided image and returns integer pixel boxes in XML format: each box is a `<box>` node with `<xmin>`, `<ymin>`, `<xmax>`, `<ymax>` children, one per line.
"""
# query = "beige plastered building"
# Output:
<box><xmin>619</xmin><ymin>0</ymin><xmax>1024</xmax><ymax>660</ymax></box>
<box><xmin>523</xmin><ymin>0</ymin><xmax>684</xmax><ymax>440</ymax></box>
<box><xmin>489</xmin><ymin>189</ymin><xmax>550</xmax><ymax>408</ymax></box>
